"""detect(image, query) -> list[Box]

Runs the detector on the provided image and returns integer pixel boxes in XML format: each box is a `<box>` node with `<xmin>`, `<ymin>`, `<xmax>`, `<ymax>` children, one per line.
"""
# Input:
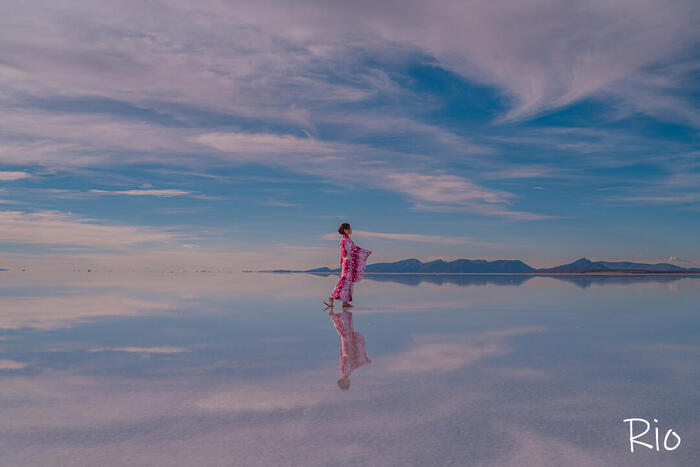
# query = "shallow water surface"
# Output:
<box><xmin>1</xmin><ymin>271</ymin><xmax>698</xmax><ymax>466</ymax></box>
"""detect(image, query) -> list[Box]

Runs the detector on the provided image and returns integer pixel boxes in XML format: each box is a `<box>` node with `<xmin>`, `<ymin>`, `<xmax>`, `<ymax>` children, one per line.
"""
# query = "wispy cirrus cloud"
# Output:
<box><xmin>191</xmin><ymin>132</ymin><xmax>339</xmax><ymax>158</ymax></box>
<box><xmin>2</xmin><ymin>0</ymin><xmax>696</xmax><ymax>124</ymax></box>
<box><xmin>194</xmin><ymin>132</ymin><xmax>554</xmax><ymax>219</ymax></box>
<box><xmin>385</xmin><ymin>172</ymin><xmax>513</xmax><ymax>205</ymax></box>
<box><xmin>221</xmin><ymin>0</ymin><xmax>699</xmax><ymax>122</ymax></box>
<box><xmin>2</xmin><ymin>0</ymin><xmax>691</xmax><ymax>224</ymax></box>
<box><xmin>0</xmin><ymin>110</ymin><xmax>205</xmax><ymax>167</ymax></box>
<box><xmin>600</xmin><ymin>157</ymin><xmax>699</xmax><ymax>206</ymax></box>
<box><xmin>605</xmin><ymin>193</ymin><xmax>699</xmax><ymax>204</ymax></box>
<box><xmin>383</xmin><ymin>172</ymin><xmax>556</xmax><ymax>219</ymax></box>
<box><xmin>480</xmin><ymin>166</ymin><xmax>558</xmax><ymax>180</ymax></box>
<box><xmin>485</xmin><ymin>210</ymin><xmax>559</xmax><ymax>221</ymax></box>
<box><xmin>259</xmin><ymin>199</ymin><xmax>301</xmax><ymax>207</ymax></box>
<box><xmin>600</xmin><ymin>60</ymin><xmax>700</xmax><ymax>128</ymax></box>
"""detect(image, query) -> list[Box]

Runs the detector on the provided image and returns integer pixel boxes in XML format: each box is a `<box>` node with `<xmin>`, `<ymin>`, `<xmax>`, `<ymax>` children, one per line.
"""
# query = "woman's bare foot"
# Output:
<box><xmin>342</xmin><ymin>301</ymin><xmax>353</xmax><ymax>308</ymax></box>
<box><xmin>323</xmin><ymin>297</ymin><xmax>334</xmax><ymax>307</ymax></box>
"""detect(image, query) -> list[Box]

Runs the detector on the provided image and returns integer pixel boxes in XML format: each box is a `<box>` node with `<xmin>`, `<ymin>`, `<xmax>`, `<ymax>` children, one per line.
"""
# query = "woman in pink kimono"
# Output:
<box><xmin>329</xmin><ymin>309</ymin><xmax>371</xmax><ymax>390</ymax></box>
<box><xmin>325</xmin><ymin>223</ymin><xmax>371</xmax><ymax>308</ymax></box>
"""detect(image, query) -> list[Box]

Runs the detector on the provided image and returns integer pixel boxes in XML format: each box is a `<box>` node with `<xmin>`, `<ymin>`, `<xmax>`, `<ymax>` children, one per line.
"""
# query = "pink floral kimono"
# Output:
<box><xmin>331</xmin><ymin>311</ymin><xmax>371</xmax><ymax>379</ymax></box>
<box><xmin>331</xmin><ymin>234</ymin><xmax>371</xmax><ymax>302</ymax></box>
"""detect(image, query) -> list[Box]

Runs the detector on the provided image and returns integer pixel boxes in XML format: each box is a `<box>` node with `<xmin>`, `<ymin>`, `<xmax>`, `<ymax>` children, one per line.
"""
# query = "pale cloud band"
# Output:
<box><xmin>88</xmin><ymin>346</ymin><xmax>187</xmax><ymax>354</ymax></box>
<box><xmin>322</xmin><ymin>229</ymin><xmax>509</xmax><ymax>247</ymax></box>
<box><xmin>0</xmin><ymin>360</ymin><xmax>29</xmax><ymax>370</ymax></box>
<box><xmin>89</xmin><ymin>189</ymin><xmax>191</xmax><ymax>197</ymax></box>
<box><xmin>0</xmin><ymin>209</ymin><xmax>184</xmax><ymax>248</ymax></box>
<box><xmin>0</xmin><ymin>171</ymin><xmax>31</xmax><ymax>181</ymax></box>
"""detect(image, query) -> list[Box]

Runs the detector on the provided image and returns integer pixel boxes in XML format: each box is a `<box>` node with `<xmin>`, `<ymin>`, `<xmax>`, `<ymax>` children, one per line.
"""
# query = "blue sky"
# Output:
<box><xmin>0</xmin><ymin>0</ymin><xmax>698</xmax><ymax>270</ymax></box>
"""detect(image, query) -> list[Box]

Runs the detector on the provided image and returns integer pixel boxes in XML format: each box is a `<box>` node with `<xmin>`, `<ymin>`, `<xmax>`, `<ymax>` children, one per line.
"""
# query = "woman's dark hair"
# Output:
<box><xmin>338</xmin><ymin>223</ymin><xmax>351</xmax><ymax>235</ymax></box>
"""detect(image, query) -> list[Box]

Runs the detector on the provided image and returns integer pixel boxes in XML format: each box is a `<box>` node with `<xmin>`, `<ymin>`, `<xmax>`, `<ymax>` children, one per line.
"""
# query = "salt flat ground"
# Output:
<box><xmin>1</xmin><ymin>271</ymin><xmax>698</xmax><ymax>466</ymax></box>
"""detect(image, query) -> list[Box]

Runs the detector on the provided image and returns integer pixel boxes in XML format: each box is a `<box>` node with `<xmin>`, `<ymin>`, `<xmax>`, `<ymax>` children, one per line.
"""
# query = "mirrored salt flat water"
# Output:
<box><xmin>1</xmin><ymin>271</ymin><xmax>698</xmax><ymax>466</ymax></box>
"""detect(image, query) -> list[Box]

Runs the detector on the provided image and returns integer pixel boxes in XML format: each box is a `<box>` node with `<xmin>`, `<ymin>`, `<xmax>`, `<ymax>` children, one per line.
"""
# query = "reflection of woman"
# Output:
<box><xmin>325</xmin><ymin>223</ymin><xmax>371</xmax><ymax>308</ymax></box>
<box><xmin>330</xmin><ymin>310</ymin><xmax>371</xmax><ymax>390</ymax></box>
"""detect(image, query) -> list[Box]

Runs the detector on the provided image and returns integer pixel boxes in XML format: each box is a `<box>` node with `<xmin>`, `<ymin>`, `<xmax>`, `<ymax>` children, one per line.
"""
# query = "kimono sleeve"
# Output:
<box><xmin>344</xmin><ymin>237</ymin><xmax>354</xmax><ymax>255</ymax></box>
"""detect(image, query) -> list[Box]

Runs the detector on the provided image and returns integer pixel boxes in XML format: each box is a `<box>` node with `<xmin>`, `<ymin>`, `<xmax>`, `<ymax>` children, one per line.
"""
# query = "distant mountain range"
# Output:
<box><xmin>533</xmin><ymin>257</ymin><xmax>700</xmax><ymax>273</ymax></box>
<box><xmin>253</xmin><ymin>257</ymin><xmax>700</xmax><ymax>274</ymax></box>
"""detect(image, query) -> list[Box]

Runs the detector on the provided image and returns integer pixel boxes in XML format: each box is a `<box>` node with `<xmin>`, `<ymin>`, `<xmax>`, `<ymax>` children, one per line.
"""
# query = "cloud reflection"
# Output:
<box><xmin>308</xmin><ymin>272</ymin><xmax>700</xmax><ymax>289</ymax></box>
<box><xmin>0</xmin><ymin>273</ymin><xmax>697</xmax><ymax>465</ymax></box>
<box><xmin>0</xmin><ymin>295</ymin><xmax>171</xmax><ymax>330</ymax></box>
<box><xmin>385</xmin><ymin>326</ymin><xmax>546</xmax><ymax>374</ymax></box>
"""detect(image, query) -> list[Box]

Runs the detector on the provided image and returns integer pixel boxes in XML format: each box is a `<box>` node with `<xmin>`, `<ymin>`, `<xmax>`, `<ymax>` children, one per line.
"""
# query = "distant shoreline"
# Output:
<box><xmin>249</xmin><ymin>271</ymin><xmax>700</xmax><ymax>276</ymax></box>
<box><xmin>249</xmin><ymin>256</ymin><xmax>700</xmax><ymax>275</ymax></box>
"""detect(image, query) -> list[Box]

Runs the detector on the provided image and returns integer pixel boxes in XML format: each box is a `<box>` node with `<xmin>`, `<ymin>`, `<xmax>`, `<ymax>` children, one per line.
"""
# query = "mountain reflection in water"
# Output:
<box><xmin>307</xmin><ymin>272</ymin><xmax>700</xmax><ymax>289</ymax></box>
